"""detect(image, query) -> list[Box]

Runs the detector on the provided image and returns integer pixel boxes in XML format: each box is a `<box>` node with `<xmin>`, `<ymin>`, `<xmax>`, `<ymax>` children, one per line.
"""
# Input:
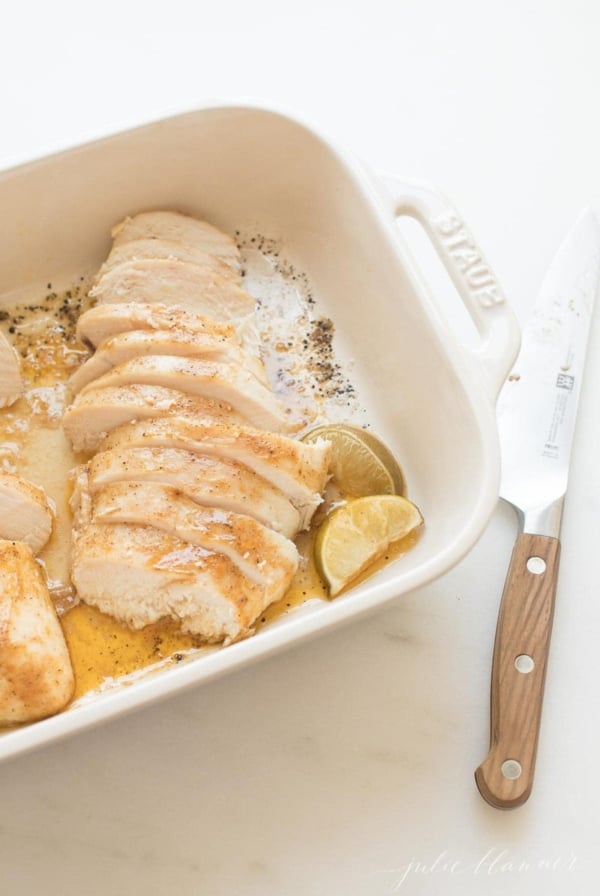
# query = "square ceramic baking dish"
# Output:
<box><xmin>0</xmin><ymin>103</ymin><xmax>520</xmax><ymax>761</ymax></box>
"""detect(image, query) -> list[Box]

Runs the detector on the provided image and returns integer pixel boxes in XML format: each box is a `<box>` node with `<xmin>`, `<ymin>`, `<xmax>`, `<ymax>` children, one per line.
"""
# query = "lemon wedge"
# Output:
<box><xmin>302</xmin><ymin>423</ymin><xmax>405</xmax><ymax>497</ymax></box>
<box><xmin>314</xmin><ymin>495</ymin><xmax>423</xmax><ymax>596</ymax></box>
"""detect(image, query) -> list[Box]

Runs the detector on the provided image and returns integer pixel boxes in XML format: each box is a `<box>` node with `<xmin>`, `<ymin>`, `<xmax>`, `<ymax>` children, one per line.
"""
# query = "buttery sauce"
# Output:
<box><xmin>61</xmin><ymin>605</ymin><xmax>206</xmax><ymax>700</ymax></box>
<box><xmin>0</xmin><ymin>258</ymin><xmax>415</xmax><ymax>715</ymax></box>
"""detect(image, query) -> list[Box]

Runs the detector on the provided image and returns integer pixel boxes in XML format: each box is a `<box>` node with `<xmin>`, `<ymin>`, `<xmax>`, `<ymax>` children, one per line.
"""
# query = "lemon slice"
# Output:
<box><xmin>302</xmin><ymin>424</ymin><xmax>405</xmax><ymax>497</ymax></box>
<box><xmin>314</xmin><ymin>495</ymin><xmax>423</xmax><ymax>596</ymax></box>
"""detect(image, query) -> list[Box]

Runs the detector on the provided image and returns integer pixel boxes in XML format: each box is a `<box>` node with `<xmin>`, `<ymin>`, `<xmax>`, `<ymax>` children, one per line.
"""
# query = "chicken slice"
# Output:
<box><xmin>111</xmin><ymin>210</ymin><xmax>242</xmax><ymax>278</ymax></box>
<box><xmin>62</xmin><ymin>383</ymin><xmax>251</xmax><ymax>453</ymax></box>
<box><xmin>101</xmin><ymin>418</ymin><xmax>330</xmax><ymax>527</ymax></box>
<box><xmin>95</xmin><ymin>237</ymin><xmax>240</xmax><ymax>285</ymax></box>
<box><xmin>0</xmin><ymin>330</ymin><xmax>23</xmax><ymax>409</ymax></box>
<box><xmin>0</xmin><ymin>471</ymin><xmax>54</xmax><ymax>554</ymax></box>
<box><xmin>0</xmin><ymin>540</ymin><xmax>74</xmax><ymax>724</ymax></box>
<box><xmin>76</xmin><ymin>478</ymin><xmax>298</xmax><ymax>594</ymax></box>
<box><xmin>88</xmin><ymin>258</ymin><xmax>255</xmax><ymax>322</ymax></box>
<box><xmin>71</xmin><ymin>522</ymin><xmax>285</xmax><ymax>642</ymax></box>
<box><xmin>78</xmin><ymin>356</ymin><xmax>289</xmax><ymax>433</ymax></box>
<box><xmin>76</xmin><ymin>301</ymin><xmax>237</xmax><ymax>349</ymax></box>
<box><xmin>87</xmin><ymin>446</ymin><xmax>300</xmax><ymax>537</ymax></box>
<box><xmin>68</xmin><ymin>327</ymin><xmax>268</xmax><ymax>395</ymax></box>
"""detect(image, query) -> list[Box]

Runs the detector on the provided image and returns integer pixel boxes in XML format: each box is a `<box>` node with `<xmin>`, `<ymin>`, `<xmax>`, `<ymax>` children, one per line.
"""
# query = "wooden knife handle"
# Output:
<box><xmin>475</xmin><ymin>533</ymin><xmax>560</xmax><ymax>809</ymax></box>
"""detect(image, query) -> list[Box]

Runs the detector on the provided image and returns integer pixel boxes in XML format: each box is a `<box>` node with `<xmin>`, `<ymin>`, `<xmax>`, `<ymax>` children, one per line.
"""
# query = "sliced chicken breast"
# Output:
<box><xmin>95</xmin><ymin>237</ymin><xmax>241</xmax><ymax>285</ymax></box>
<box><xmin>87</xmin><ymin>446</ymin><xmax>300</xmax><ymax>537</ymax></box>
<box><xmin>111</xmin><ymin>210</ymin><xmax>242</xmax><ymax>278</ymax></box>
<box><xmin>0</xmin><ymin>471</ymin><xmax>54</xmax><ymax>554</ymax></box>
<box><xmin>77</xmin><ymin>478</ymin><xmax>298</xmax><ymax>594</ymax></box>
<box><xmin>76</xmin><ymin>301</ymin><xmax>237</xmax><ymax>349</ymax></box>
<box><xmin>68</xmin><ymin>327</ymin><xmax>268</xmax><ymax>395</ymax></box>
<box><xmin>62</xmin><ymin>383</ymin><xmax>251</xmax><ymax>453</ymax></box>
<box><xmin>101</xmin><ymin>418</ymin><xmax>330</xmax><ymax>527</ymax></box>
<box><xmin>0</xmin><ymin>539</ymin><xmax>74</xmax><ymax>724</ymax></box>
<box><xmin>71</xmin><ymin>522</ymin><xmax>283</xmax><ymax>642</ymax></box>
<box><xmin>79</xmin><ymin>356</ymin><xmax>289</xmax><ymax>432</ymax></box>
<box><xmin>89</xmin><ymin>258</ymin><xmax>255</xmax><ymax>322</ymax></box>
<box><xmin>0</xmin><ymin>330</ymin><xmax>23</xmax><ymax>409</ymax></box>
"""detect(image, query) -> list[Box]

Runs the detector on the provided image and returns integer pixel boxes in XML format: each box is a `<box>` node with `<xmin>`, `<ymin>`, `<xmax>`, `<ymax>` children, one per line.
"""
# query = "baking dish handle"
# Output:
<box><xmin>381</xmin><ymin>176</ymin><xmax>520</xmax><ymax>401</ymax></box>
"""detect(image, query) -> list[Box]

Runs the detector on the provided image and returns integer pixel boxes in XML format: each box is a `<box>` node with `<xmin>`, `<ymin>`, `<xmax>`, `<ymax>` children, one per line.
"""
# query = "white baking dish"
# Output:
<box><xmin>0</xmin><ymin>103</ymin><xmax>520</xmax><ymax>761</ymax></box>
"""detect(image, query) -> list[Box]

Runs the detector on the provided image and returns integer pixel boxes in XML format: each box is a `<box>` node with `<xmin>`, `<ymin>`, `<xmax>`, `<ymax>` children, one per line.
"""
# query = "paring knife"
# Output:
<box><xmin>475</xmin><ymin>209</ymin><xmax>600</xmax><ymax>809</ymax></box>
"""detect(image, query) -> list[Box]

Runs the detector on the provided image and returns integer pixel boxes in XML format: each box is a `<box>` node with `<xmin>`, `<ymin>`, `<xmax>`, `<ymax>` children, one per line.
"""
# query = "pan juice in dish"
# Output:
<box><xmin>0</xmin><ymin>223</ymin><xmax>421</xmax><ymax>715</ymax></box>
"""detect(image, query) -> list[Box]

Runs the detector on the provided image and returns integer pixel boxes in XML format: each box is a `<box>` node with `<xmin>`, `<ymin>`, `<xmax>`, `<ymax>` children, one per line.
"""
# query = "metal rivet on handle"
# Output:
<box><xmin>515</xmin><ymin>654</ymin><xmax>535</xmax><ymax>674</ymax></box>
<box><xmin>501</xmin><ymin>759</ymin><xmax>523</xmax><ymax>780</ymax></box>
<box><xmin>527</xmin><ymin>556</ymin><xmax>546</xmax><ymax>575</ymax></box>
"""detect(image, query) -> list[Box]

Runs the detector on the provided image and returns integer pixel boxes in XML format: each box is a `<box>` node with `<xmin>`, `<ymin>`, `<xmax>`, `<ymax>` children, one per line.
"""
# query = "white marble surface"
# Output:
<box><xmin>2</xmin><ymin>2</ymin><xmax>600</xmax><ymax>893</ymax></box>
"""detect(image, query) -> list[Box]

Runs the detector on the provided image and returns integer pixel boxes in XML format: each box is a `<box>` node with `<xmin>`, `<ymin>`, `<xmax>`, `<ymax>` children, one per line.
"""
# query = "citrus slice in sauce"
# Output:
<box><xmin>314</xmin><ymin>495</ymin><xmax>423</xmax><ymax>596</ymax></box>
<box><xmin>301</xmin><ymin>423</ymin><xmax>405</xmax><ymax>497</ymax></box>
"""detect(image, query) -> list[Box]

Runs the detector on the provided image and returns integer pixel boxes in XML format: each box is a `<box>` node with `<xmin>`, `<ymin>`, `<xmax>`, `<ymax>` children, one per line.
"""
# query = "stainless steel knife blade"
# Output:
<box><xmin>475</xmin><ymin>209</ymin><xmax>600</xmax><ymax>809</ymax></box>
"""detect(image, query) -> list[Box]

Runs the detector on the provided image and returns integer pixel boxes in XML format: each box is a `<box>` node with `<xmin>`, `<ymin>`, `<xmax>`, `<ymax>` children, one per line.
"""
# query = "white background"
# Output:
<box><xmin>1</xmin><ymin>2</ymin><xmax>600</xmax><ymax>893</ymax></box>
